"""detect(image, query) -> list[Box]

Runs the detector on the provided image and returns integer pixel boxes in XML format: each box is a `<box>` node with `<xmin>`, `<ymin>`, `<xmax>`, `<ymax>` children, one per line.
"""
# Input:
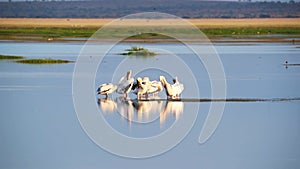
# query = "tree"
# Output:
<box><xmin>289</xmin><ymin>0</ymin><xmax>295</xmax><ymax>4</ymax></box>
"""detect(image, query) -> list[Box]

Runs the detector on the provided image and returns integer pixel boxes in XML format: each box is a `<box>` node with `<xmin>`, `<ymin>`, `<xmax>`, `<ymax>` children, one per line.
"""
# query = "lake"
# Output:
<box><xmin>0</xmin><ymin>40</ymin><xmax>299</xmax><ymax>169</ymax></box>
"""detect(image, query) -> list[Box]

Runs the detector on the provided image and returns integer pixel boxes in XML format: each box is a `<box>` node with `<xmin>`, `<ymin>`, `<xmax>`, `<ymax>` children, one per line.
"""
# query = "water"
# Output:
<box><xmin>0</xmin><ymin>40</ymin><xmax>299</xmax><ymax>168</ymax></box>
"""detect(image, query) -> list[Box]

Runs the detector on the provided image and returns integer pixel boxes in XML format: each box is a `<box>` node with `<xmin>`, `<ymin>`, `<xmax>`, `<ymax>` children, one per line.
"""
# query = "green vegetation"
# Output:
<box><xmin>0</xmin><ymin>54</ymin><xmax>73</xmax><ymax>64</ymax></box>
<box><xmin>0</xmin><ymin>26</ymin><xmax>299</xmax><ymax>40</ymax></box>
<box><xmin>14</xmin><ymin>58</ymin><xmax>73</xmax><ymax>64</ymax></box>
<box><xmin>120</xmin><ymin>46</ymin><xmax>156</xmax><ymax>56</ymax></box>
<box><xmin>0</xmin><ymin>54</ymin><xmax>25</xmax><ymax>60</ymax></box>
<box><xmin>201</xmin><ymin>27</ymin><xmax>300</xmax><ymax>37</ymax></box>
<box><xmin>0</xmin><ymin>27</ymin><xmax>96</xmax><ymax>39</ymax></box>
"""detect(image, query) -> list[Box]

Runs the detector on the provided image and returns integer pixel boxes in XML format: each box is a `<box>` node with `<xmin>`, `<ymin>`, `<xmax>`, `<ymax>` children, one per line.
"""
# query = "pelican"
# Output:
<box><xmin>135</xmin><ymin>78</ymin><xmax>163</xmax><ymax>98</ymax></box>
<box><xmin>131</xmin><ymin>78</ymin><xmax>139</xmax><ymax>94</ymax></box>
<box><xmin>146</xmin><ymin>80</ymin><xmax>163</xmax><ymax>96</ymax></box>
<box><xmin>97</xmin><ymin>83</ymin><xmax>117</xmax><ymax>99</ymax></box>
<box><xmin>160</xmin><ymin>76</ymin><xmax>184</xmax><ymax>99</ymax></box>
<box><xmin>137</xmin><ymin>77</ymin><xmax>151</xmax><ymax>99</ymax></box>
<box><xmin>117</xmin><ymin>70</ymin><xmax>134</xmax><ymax>98</ymax></box>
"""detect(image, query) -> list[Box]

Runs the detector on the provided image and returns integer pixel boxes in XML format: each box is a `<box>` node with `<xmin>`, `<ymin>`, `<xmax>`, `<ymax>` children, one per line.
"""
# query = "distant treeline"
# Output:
<box><xmin>0</xmin><ymin>0</ymin><xmax>299</xmax><ymax>18</ymax></box>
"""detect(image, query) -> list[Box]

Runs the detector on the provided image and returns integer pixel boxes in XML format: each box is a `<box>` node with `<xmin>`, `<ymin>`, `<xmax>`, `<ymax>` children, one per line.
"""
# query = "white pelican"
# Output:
<box><xmin>131</xmin><ymin>78</ymin><xmax>139</xmax><ymax>94</ymax></box>
<box><xmin>135</xmin><ymin>78</ymin><xmax>163</xmax><ymax>98</ymax></box>
<box><xmin>97</xmin><ymin>83</ymin><xmax>117</xmax><ymax>99</ymax></box>
<box><xmin>160</xmin><ymin>76</ymin><xmax>184</xmax><ymax>99</ymax></box>
<box><xmin>137</xmin><ymin>77</ymin><xmax>151</xmax><ymax>99</ymax></box>
<box><xmin>117</xmin><ymin>70</ymin><xmax>134</xmax><ymax>98</ymax></box>
<box><xmin>146</xmin><ymin>80</ymin><xmax>163</xmax><ymax>96</ymax></box>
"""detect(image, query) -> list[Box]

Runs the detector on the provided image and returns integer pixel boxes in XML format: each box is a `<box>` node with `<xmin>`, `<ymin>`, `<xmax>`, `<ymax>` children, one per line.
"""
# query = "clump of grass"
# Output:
<box><xmin>0</xmin><ymin>54</ymin><xmax>25</xmax><ymax>60</ymax></box>
<box><xmin>1</xmin><ymin>53</ymin><xmax>74</xmax><ymax>64</ymax></box>
<box><xmin>15</xmin><ymin>58</ymin><xmax>73</xmax><ymax>64</ymax></box>
<box><xmin>120</xmin><ymin>46</ymin><xmax>156</xmax><ymax>56</ymax></box>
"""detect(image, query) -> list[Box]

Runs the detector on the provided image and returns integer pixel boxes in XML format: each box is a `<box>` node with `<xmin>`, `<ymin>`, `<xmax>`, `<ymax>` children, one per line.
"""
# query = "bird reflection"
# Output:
<box><xmin>160</xmin><ymin>101</ymin><xmax>184</xmax><ymax>128</ymax></box>
<box><xmin>97</xmin><ymin>97</ymin><xmax>184</xmax><ymax>126</ymax></box>
<box><xmin>116</xmin><ymin>97</ymin><xmax>134</xmax><ymax>125</ymax></box>
<box><xmin>133</xmin><ymin>99</ymin><xmax>153</xmax><ymax>122</ymax></box>
<box><xmin>98</xmin><ymin>98</ymin><xmax>117</xmax><ymax>113</ymax></box>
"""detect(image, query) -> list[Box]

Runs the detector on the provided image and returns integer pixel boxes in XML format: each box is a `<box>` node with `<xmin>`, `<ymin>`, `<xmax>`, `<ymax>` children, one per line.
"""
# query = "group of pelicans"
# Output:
<box><xmin>97</xmin><ymin>70</ymin><xmax>184</xmax><ymax>100</ymax></box>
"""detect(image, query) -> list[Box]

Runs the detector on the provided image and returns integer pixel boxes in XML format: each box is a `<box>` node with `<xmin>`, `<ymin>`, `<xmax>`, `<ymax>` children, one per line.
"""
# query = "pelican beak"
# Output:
<box><xmin>159</xmin><ymin>76</ymin><xmax>163</xmax><ymax>81</ymax></box>
<box><xmin>159</xmin><ymin>76</ymin><xmax>165</xmax><ymax>85</ymax></box>
<box><xmin>137</xmin><ymin>77</ymin><xmax>142</xmax><ymax>87</ymax></box>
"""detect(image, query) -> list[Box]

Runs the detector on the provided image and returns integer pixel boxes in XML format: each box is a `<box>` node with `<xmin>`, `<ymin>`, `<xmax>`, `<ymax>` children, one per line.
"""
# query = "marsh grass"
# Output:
<box><xmin>201</xmin><ymin>27</ymin><xmax>300</xmax><ymax>37</ymax></box>
<box><xmin>1</xmin><ymin>26</ymin><xmax>300</xmax><ymax>40</ymax></box>
<box><xmin>0</xmin><ymin>54</ymin><xmax>25</xmax><ymax>60</ymax></box>
<box><xmin>14</xmin><ymin>58</ymin><xmax>74</xmax><ymax>64</ymax></box>
<box><xmin>120</xmin><ymin>46</ymin><xmax>156</xmax><ymax>56</ymax></box>
<box><xmin>0</xmin><ymin>27</ymin><xmax>96</xmax><ymax>38</ymax></box>
<box><xmin>0</xmin><ymin>53</ymin><xmax>73</xmax><ymax>64</ymax></box>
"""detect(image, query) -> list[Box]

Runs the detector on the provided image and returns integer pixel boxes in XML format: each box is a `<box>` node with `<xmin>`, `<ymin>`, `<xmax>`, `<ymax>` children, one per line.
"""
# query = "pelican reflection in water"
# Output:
<box><xmin>98</xmin><ymin>98</ymin><xmax>117</xmax><ymax>113</ymax></box>
<box><xmin>132</xmin><ymin>96</ymin><xmax>163</xmax><ymax>122</ymax></box>
<box><xmin>160</xmin><ymin>101</ymin><xmax>184</xmax><ymax>128</ymax></box>
<box><xmin>98</xmin><ymin>97</ymin><xmax>184</xmax><ymax>126</ymax></box>
<box><xmin>116</xmin><ymin>97</ymin><xmax>134</xmax><ymax>125</ymax></box>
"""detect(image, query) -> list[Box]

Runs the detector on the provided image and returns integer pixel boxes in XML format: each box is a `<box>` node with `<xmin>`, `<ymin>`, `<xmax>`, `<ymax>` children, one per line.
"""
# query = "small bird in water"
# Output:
<box><xmin>285</xmin><ymin>60</ymin><xmax>289</xmax><ymax>69</ymax></box>
<box><xmin>97</xmin><ymin>83</ymin><xmax>117</xmax><ymax>99</ymax></box>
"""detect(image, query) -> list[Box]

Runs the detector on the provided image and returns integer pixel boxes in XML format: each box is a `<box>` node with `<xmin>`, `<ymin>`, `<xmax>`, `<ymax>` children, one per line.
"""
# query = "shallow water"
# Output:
<box><xmin>0</xmin><ymin>40</ymin><xmax>300</xmax><ymax>168</ymax></box>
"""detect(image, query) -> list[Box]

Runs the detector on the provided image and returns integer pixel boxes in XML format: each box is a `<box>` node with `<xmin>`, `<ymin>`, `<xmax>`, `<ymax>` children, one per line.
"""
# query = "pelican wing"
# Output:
<box><xmin>131</xmin><ymin>82</ymin><xmax>138</xmax><ymax>90</ymax></box>
<box><xmin>117</xmin><ymin>78</ymin><xmax>134</xmax><ymax>94</ymax></box>
<box><xmin>123</xmin><ymin>82</ymin><xmax>134</xmax><ymax>93</ymax></box>
<box><xmin>98</xmin><ymin>83</ymin><xmax>116</xmax><ymax>95</ymax></box>
<box><xmin>147</xmin><ymin>81</ymin><xmax>163</xmax><ymax>94</ymax></box>
<box><xmin>173</xmin><ymin>83</ymin><xmax>184</xmax><ymax>95</ymax></box>
<box><xmin>117</xmin><ymin>76</ymin><xmax>126</xmax><ymax>86</ymax></box>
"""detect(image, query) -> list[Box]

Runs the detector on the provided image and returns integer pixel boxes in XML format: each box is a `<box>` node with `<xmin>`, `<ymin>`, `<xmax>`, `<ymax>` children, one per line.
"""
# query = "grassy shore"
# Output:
<box><xmin>0</xmin><ymin>18</ymin><xmax>299</xmax><ymax>40</ymax></box>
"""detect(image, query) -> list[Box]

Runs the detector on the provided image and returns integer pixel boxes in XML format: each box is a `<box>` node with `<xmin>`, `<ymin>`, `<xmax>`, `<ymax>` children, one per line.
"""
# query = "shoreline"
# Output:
<box><xmin>0</xmin><ymin>36</ymin><xmax>299</xmax><ymax>44</ymax></box>
<box><xmin>0</xmin><ymin>18</ymin><xmax>300</xmax><ymax>42</ymax></box>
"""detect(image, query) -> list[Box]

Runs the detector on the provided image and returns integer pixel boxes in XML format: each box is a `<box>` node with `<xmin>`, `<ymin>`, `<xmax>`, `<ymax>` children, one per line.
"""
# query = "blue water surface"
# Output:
<box><xmin>0</xmin><ymin>40</ymin><xmax>299</xmax><ymax>169</ymax></box>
